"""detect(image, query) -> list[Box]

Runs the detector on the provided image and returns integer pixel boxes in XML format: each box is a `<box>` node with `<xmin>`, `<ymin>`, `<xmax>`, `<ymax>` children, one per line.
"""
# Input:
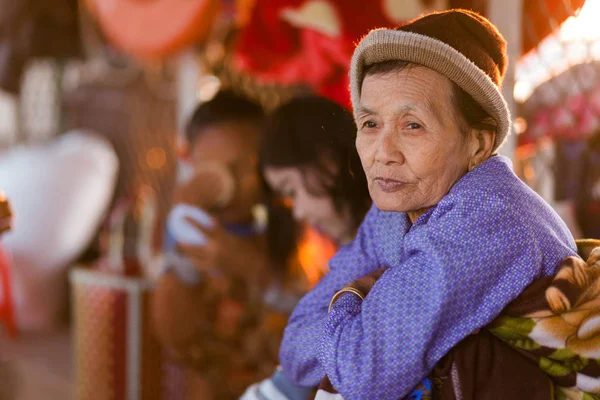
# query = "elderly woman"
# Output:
<box><xmin>278</xmin><ymin>9</ymin><xmax>577</xmax><ymax>399</ymax></box>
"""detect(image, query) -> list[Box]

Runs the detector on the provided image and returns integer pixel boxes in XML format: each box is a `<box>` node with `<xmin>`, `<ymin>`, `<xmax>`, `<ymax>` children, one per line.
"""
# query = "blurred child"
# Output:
<box><xmin>151</xmin><ymin>91</ymin><xmax>297</xmax><ymax>399</ymax></box>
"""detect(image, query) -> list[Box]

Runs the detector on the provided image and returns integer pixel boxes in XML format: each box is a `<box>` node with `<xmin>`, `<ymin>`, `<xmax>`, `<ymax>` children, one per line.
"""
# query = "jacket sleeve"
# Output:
<box><xmin>278</xmin><ymin>204</ymin><xmax>384</xmax><ymax>386</ymax></box>
<box><xmin>318</xmin><ymin>199</ymin><xmax>544</xmax><ymax>399</ymax></box>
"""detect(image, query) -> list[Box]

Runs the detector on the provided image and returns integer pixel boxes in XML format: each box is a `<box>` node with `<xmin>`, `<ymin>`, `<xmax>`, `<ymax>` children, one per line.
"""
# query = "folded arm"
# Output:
<box><xmin>319</xmin><ymin>204</ymin><xmax>542</xmax><ymax>399</ymax></box>
<box><xmin>279</xmin><ymin>205</ymin><xmax>389</xmax><ymax>386</ymax></box>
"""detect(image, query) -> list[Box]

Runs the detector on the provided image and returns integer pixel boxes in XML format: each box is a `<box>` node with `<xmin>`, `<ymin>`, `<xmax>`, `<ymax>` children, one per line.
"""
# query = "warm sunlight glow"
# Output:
<box><xmin>560</xmin><ymin>0</ymin><xmax>600</xmax><ymax>42</ymax></box>
<box><xmin>515</xmin><ymin>0</ymin><xmax>600</xmax><ymax>103</ymax></box>
<box><xmin>297</xmin><ymin>228</ymin><xmax>337</xmax><ymax>287</ymax></box>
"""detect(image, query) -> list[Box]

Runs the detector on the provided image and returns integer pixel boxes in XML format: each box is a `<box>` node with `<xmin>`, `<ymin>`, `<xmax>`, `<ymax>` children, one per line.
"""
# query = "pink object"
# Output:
<box><xmin>578</xmin><ymin>107</ymin><xmax>599</xmax><ymax>139</ymax></box>
<box><xmin>551</xmin><ymin>107</ymin><xmax>576</xmax><ymax>136</ymax></box>
<box><xmin>567</xmin><ymin>93</ymin><xmax>586</xmax><ymax>114</ymax></box>
<box><xmin>529</xmin><ymin>111</ymin><xmax>551</xmax><ymax>139</ymax></box>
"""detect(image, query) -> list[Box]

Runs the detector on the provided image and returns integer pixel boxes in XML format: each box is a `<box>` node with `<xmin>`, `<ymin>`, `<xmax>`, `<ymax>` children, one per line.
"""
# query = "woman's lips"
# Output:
<box><xmin>374</xmin><ymin>178</ymin><xmax>408</xmax><ymax>193</ymax></box>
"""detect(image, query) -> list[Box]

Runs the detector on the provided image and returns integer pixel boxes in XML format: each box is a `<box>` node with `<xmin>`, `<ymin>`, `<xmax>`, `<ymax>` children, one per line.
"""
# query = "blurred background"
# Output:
<box><xmin>0</xmin><ymin>0</ymin><xmax>598</xmax><ymax>399</ymax></box>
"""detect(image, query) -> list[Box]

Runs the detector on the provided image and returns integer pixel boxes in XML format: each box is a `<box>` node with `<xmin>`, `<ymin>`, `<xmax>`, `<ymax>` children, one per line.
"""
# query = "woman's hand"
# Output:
<box><xmin>0</xmin><ymin>193</ymin><xmax>12</xmax><ymax>236</ymax></box>
<box><xmin>329</xmin><ymin>267</ymin><xmax>388</xmax><ymax>311</ymax></box>
<box><xmin>177</xmin><ymin>217</ymin><xmax>268</xmax><ymax>281</ymax></box>
<box><xmin>346</xmin><ymin>267</ymin><xmax>388</xmax><ymax>297</ymax></box>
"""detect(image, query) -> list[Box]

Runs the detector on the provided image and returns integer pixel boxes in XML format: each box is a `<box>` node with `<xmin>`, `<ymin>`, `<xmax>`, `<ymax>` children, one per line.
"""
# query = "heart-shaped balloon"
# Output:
<box><xmin>0</xmin><ymin>130</ymin><xmax>118</xmax><ymax>331</ymax></box>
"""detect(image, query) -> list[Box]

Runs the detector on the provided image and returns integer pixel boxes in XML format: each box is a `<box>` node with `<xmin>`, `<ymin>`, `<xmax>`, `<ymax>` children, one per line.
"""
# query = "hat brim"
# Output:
<box><xmin>350</xmin><ymin>29</ymin><xmax>511</xmax><ymax>151</ymax></box>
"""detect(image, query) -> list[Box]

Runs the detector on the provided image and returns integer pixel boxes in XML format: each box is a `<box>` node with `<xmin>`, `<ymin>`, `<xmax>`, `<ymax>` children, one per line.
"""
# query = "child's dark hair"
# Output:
<box><xmin>261</xmin><ymin>95</ymin><xmax>371</xmax><ymax>230</ymax></box>
<box><xmin>184</xmin><ymin>90</ymin><xmax>265</xmax><ymax>145</ymax></box>
<box><xmin>261</xmin><ymin>96</ymin><xmax>372</xmax><ymax>271</ymax></box>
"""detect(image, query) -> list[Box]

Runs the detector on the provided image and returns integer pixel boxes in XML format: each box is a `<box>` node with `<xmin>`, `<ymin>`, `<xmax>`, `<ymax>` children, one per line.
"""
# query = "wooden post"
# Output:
<box><xmin>488</xmin><ymin>0</ymin><xmax>523</xmax><ymax>162</ymax></box>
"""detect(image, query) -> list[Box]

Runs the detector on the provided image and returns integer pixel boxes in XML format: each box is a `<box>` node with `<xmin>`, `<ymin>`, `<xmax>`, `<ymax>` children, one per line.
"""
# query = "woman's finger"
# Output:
<box><xmin>371</xmin><ymin>267</ymin><xmax>388</xmax><ymax>280</ymax></box>
<box><xmin>183</xmin><ymin>216</ymin><xmax>208</xmax><ymax>231</ymax></box>
<box><xmin>178</xmin><ymin>244</ymin><xmax>215</xmax><ymax>270</ymax></box>
<box><xmin>184</xmin><ymin>216</ymin><xmax>220</xmax><ymax>239</ymax></box>
<box><xmin>178</xmin><ymin>243</ymin><xmax>208</xmax><ymax>257</ymax></box>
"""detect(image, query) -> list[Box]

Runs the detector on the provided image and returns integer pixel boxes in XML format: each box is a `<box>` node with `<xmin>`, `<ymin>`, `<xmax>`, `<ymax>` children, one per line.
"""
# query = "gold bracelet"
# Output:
<box><xmin>328</xmin><ymin>287</ymin><xmax>365</xmax><ymax>313</ymax></box>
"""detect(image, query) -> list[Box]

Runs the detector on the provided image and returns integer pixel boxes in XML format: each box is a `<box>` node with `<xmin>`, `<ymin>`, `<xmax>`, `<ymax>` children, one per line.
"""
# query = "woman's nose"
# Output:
<box><xmin>292</xmin><ymin>192</ymin><xmax>313</xmax><ymax>223</ymax></box>
<box><xmin>375</xmin><ymin>128</ymin><xmax>404</xmax><ymax>165</ymax></box>
<box><xmin>293</xmin><ymin>202</ymin><xmax>306</xmax><ymax>222</ymax></box>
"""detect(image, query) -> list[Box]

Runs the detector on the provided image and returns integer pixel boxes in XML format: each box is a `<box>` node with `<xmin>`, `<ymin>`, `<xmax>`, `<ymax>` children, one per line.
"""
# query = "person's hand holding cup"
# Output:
<box><xmin>172</xmin><ymin>162</ymin><xmax>235</xmax><ymax>211</ymax></box>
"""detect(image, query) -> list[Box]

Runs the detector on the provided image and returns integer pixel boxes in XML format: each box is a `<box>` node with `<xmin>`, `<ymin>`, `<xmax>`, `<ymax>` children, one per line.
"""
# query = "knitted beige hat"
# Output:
<box><xmin>350</xmin><ymin>9</ymin><xmax>511</xmax><ymax>150</ymax></box>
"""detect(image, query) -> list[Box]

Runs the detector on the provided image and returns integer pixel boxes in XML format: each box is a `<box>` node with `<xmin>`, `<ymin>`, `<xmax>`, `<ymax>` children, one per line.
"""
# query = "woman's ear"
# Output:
<box><xmin>470</xmin><ymin>118</ymin><xmax>496</xmax><ymax>166</ymax></box>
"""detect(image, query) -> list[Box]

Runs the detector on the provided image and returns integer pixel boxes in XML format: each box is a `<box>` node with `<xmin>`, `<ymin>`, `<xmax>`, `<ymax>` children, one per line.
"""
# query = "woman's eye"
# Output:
<box><xmin>407</xmin><ymin>123</ymin><xmax>422</xmax><ymax>130</ymax></box>
<box><xmin>362</xmin><ymin>120</ymin><xmax>377</xmax><ymax>129</ymax></box>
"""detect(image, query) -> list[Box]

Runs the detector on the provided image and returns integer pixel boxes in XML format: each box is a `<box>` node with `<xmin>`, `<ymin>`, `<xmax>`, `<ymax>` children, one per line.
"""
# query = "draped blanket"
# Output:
<box><xmin>317</xmin><ymin>240</ymin><xmax>600</xmax><ymax>400</ymax></box>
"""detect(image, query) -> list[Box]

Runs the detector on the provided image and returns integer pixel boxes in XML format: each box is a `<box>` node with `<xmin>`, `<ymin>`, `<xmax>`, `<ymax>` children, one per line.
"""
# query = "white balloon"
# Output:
<box><xmin>0</xmin><ymin>130</ymin><xmax>118</xmax><ymax>331</ymax></box>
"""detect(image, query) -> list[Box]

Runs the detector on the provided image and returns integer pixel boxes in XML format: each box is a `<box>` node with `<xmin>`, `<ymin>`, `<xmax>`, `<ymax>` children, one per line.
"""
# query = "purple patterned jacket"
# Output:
<box><xmin>279</xmin><ymin>155</ymin><xmax>577</xmax><ymax>399</ymax></box>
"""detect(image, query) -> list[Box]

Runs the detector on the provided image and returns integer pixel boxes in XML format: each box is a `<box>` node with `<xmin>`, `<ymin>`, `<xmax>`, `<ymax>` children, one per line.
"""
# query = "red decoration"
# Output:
<box><xmin>90</xmin><ymin>0</ymin><xmax>220</xmax><ymax>60</ymax></box>
<box><xmin>233</xmin><ymin>0</ymin><xmax>398</xmax><ymax>107</ymax></box>
<box><xmin>234</xmin><ymin>0</ymin><xmax>583</xmax><ymax>107</ymax></box>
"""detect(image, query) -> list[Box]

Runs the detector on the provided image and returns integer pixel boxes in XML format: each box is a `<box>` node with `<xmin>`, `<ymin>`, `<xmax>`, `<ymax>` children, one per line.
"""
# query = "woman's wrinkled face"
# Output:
<box><xmin>263</xmin><ymin>166</ymin><xmax>350</xmax><ymax>242</ymax></box>
<box><xmin>355</xmin><ymin>66</ymin><xmax>472</xmax><ymax>217</ymax></box>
